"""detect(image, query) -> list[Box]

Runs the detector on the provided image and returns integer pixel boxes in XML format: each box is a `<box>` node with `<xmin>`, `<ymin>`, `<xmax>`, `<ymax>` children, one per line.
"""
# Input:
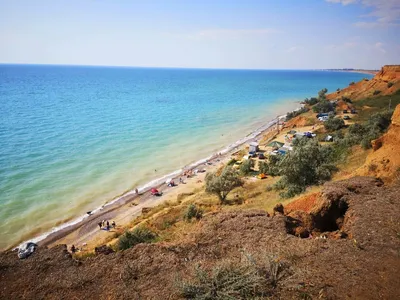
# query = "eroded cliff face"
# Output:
<box><xmin>356</xmin><ymin>104</ymin><xmax>400</xmax><ymax>183</ymax></box>
<box><xmin>375</xmin><ymin>65</ymin><xmax>400</xmax><ymax>81</ymax></box>
<box><xmin>327</xmin><ymin>65</ymin><xmax>400</xmax><ymax>101</ymax></box>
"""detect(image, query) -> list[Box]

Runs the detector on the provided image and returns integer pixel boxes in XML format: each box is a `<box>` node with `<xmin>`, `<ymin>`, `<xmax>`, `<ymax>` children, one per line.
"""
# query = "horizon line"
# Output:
<box><xmin>0</xmin><ymin>62</ymin><xmax>380</xmax><ymax>72</ymax></box>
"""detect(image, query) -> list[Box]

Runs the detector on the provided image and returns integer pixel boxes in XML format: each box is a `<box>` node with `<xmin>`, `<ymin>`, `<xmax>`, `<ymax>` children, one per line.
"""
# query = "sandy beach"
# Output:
<box><xmin>35</xmin><ymin>115</ymin><xmax>289</xmax><ymax>252</ymax></box>
<box><xmin>44</xmin><ymin>117</ymin><xmax>323</xmax><ymax>253</ymax></box>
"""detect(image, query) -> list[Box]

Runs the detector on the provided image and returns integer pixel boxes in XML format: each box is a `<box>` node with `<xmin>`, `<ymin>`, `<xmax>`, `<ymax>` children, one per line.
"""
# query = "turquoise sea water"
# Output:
<box><xmin>0</xmin><ymin>65</ymin><xmax>372</xmax><ymax>249</ymax></box>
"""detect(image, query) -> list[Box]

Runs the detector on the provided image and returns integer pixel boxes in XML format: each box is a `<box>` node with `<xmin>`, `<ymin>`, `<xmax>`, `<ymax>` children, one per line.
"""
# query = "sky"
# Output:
<box><xmin>0</xmin><ymin>0</ymin><xmax>399</xmax><ymax>69</ymax></box>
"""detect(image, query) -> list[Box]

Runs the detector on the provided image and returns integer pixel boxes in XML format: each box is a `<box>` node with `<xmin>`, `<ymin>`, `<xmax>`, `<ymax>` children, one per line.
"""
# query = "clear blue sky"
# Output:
<box><xmin>0</xmin><ymin>0</ymin><xmax>399</xmax><ymax>69</ymax></box>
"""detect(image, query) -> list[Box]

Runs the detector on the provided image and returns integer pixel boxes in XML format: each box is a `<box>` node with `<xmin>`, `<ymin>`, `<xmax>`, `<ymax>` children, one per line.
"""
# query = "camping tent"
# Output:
<box><xmin>249</xmin><ymin>142</ymin><xmax>259</xmax><ymax>153</ymax></box>
<box><xmin>267</xmin><ymin>141</ymin><xmax>284</xmax><ymax>148</ymax></box>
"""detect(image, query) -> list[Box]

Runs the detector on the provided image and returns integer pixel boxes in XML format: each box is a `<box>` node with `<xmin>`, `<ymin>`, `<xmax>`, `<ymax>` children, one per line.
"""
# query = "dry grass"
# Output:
<box><xmin>176</xmin><ymin>252</ymin><xmax>290</xmax><ymax>299</ymax></box>
<box><xmin>332</xmin><ymin>145</ymin><xmax>370</xmax><ymax>181</ymax></box>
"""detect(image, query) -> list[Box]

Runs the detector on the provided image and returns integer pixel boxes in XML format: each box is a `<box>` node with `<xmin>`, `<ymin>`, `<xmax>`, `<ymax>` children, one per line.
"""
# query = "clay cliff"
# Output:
<box><xmin>356</xmin><ymin>104</ymin><xmax>400</xmax><ymax>182</ymax></box>
<box><xmin>327</xmin><ymin>65</ymin><xmax>400</xmax><ymax>101</ymax></box>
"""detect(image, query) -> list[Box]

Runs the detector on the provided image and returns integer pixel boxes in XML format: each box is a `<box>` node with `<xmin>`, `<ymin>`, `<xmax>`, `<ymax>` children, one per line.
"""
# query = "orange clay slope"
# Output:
<box><xmin>327</xmin><ymin>65</ymin><xmax>400</xmax><ymax>101</ymax></box>
<box><xmin>355</xmin><ymin>103</ymin><xmax>400</xmax><ymax>183</ymax></box>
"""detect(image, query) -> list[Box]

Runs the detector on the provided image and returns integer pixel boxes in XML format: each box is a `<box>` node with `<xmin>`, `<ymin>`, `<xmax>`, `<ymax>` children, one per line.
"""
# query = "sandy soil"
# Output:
<box><xmin>2</xmin><ymin>177</ymin><xmax>399</xmax><ymax>300</ymax></box>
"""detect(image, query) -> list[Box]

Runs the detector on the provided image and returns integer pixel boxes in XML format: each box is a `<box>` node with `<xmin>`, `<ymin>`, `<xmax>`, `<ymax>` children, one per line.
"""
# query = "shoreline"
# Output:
<box><xmin>9</xmin><ymin>107</ymin><xmax>294</xmax><ymax>251</ymax></box>
<box><xmin>322</xmin><ymin>69</ymin><xmax>378</xmax><ymax>76</ymax></box>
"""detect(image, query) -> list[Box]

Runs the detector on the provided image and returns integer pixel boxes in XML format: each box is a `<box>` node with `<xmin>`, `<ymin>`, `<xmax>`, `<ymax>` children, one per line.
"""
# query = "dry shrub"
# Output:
<box><xmin>177</xmin><ymin>192</ymin><xmax>195</xmax><ymax>202</ymax></box>
<box><xmin>177</xmin><ymin>252</ymin><xmax>290</xmax><ymax>299</ymax></box>
<box><xmin>183</xmin><ymin>204</ymin><xmax>203</xmax><ymax>222</ymax></box>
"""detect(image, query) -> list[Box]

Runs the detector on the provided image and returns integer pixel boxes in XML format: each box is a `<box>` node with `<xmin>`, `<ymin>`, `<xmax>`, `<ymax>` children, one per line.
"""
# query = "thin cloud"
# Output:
<box><xmin>326</xmin><ymin>0</ymin><xmax>357</xmax><ymax>5</ymax></box>
<box><xmin>326</xmin><ymin>0</ymin><xmax>400</xmax><ymax>27</ymax></box>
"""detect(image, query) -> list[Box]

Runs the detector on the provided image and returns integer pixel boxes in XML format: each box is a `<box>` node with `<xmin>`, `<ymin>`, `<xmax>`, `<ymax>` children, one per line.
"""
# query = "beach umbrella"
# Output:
<box><xmin>151</xmin><ymin>188</ymin><xmax>158</xmax><ymax>194</ymax></box>
<box><xmin>267</xmin><ymin>141</ymin><xmax>284</xmax><ymax>148</ymax></box>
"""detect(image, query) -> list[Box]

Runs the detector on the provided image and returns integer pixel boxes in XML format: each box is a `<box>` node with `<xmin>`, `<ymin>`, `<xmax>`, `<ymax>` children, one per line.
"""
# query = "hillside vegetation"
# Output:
<box><xmin>1</xmin><ymin>66</ymin><xmax>400</xmax><ymax>300</ymax></box>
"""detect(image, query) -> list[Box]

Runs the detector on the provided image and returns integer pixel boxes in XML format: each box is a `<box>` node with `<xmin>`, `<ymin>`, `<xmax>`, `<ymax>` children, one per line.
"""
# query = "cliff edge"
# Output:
<box><xmin>327</xmin><ymin>65</ymin><xmax>400</xmax><ymax>101</ymax></box>
<box><xmin>356</xmin><ymin>104</ymin><xmax>400</xmax><ymax>182</ymax></box>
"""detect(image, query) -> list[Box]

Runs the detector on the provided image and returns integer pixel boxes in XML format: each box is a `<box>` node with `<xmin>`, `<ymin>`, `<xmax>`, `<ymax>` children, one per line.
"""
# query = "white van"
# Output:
<box><xmin>318</xmin><ymin>116</ymin><xmax>329</xmax><ymax>122</ymax></box>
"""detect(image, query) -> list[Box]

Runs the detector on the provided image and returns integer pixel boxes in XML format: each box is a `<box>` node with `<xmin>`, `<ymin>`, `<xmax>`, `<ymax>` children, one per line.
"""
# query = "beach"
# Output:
<box><xmin>0</xmin><ymin>65</ymin><xmax>373</xmax><ymax>251</ymax></box>
<box><xmin>33</xmin><ymin>114</ymin><xmax>287</xmax><ymax>251</ymax></box>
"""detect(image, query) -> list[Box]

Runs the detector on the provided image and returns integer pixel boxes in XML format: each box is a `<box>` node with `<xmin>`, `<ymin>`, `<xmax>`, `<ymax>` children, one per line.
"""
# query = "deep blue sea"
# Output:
<box><xmin>0</xmin><ymin>64</ymin><xmax>372</xmax><ymax>249</ymax></box>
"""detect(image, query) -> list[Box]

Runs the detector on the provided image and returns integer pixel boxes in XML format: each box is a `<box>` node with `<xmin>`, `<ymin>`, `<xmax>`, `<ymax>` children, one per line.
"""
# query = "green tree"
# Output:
<box><xmin>259</xmin><ymin>155</ymin><xmax>281</xmax><ymax>176</ymax></box>
<box><xmin>318</xmin><ymin>88</ymin><xmax>328</xmax><ymax>100</ymax></box>
<box><xmin>274</xmin><ymin>139</ymin><xmax>337</xmax><ymax>197</ymax></box>
<box><xmin>240</xmin><ymin>159</ymin><xmax>255</xmax><ymax>175</ymax></box>
<box><xmin>205</xmin><ymin>166</ymin><xmax>243</xmax><ymax>204</ymax></box>
<box><xmin>312</xmin><ymin>100</ymin><xmax>334</xmax><ymax>113</ymax></box>
<box><xmin>324</xmin><ymin>117</ymin><xmax>345</xmax><ymax>131</ymax></box>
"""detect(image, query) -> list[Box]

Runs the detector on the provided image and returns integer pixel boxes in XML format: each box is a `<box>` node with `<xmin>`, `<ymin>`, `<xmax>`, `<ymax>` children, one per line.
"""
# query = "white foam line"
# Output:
<box><xmin>15</xmin><ymin>112</ymin><xmax>290</xmax><ymax>250</ymax></box>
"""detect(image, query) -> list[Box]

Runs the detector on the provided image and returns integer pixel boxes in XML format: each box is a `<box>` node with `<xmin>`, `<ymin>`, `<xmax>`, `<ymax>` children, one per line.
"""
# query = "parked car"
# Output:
<box><xmin>249</xmin><ymin>151</ymin><xmax>257</xmax><ymax>158</ymax></box>
<box><xmin>258</xmin><ymin>153</ymin><xmax>265</xmax><ymax>159</ymax></box>
<box><xmin>343</xmin><ymin>110</ymin><xmax>348</xmax><ymax>114</ymax></box>
<box><xmin>343</xmin><ymin>115</ymin><xmax>351</xmax><ymax>120</ymax></box>
<box><xmin>318</xmin><ymin>116</ymin><xmax>329</xmax><ymax>122</ymax></box>
<box><xmin>18</xmin><ymin>242</ymin><xmax>37</xmax><ymax>259</ymax></box>
<box><xmin>351</xmin><ymin>109</ymin><xmax>357</xmax><ymax>114</ymax></box>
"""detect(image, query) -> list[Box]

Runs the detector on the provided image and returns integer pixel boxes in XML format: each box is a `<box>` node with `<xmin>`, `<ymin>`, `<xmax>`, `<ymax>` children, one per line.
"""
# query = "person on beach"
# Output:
<box><xmin>135</xmin><ymin>188</ymin><xmax>139</xmax><ymax>194</ymax></box>
<box><xmin>106</xmin><ymin>220</ymin><xmax>110</xmax><ymax>230</ymax></box>
<box><xmin>102</xmin><ymin>220</ymin><xmax>105</xmax><ymax>227</ymax></box>
<box><xmin>98</xmin><ymin>222</ymin><xmax>102</xmax><ymax>229</ymax></box>
<box><xmin>112</xmin><ymin>221</ymin><xmax>116</xmax><ymax>228</ymax></box>
<box><xmin>71</xmin><ymin>245</ymin><xmax>76</xmax><ymax>253</ymax></box>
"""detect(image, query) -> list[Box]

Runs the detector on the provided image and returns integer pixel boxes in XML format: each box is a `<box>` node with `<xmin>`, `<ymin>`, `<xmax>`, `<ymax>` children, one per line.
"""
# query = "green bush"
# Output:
<box><xmin>286</xmin><ymin>107</ymin><xmax>309</xmax><ymax>121</ymax></box>
<box><xmin>303</xmin><ymin>97</ymin><xmax>319</xmax><ymax>105</ymax></box>
<box><xmin>184</xmin><ymin>204</ymin><xmax>203</xmax><ymax>222</ymax></box>
<box><xmin>227</xmin><ymin>158</ymin><xmax>237</xmax><ymax>166</ymax></box>
<box><xmin>118</xmin><ymin>226</ymin><xmax>157</xmax><ymax>250</ymax></box>
<box><xmin>373</xmin><ymin>90</ymin><xmax>381</xmax><ymax>95</ymax></box>
<box><xmin>334</xmin><ymin>110</ymin><xmax>393</xmax><ymax>151</ymax></box>
<box><xmin>205</xmin><ymin>166</ymin><xmax>243</xmax><ymax>204</ymax></box>
<box><xmin>312</xmin><ymin>100</ymin><xmax>334</xmax><ymax>113</ymax></box>
<box><xmin>349</xmin><ymin>81</ymin><xmax>355</xmax><ymax>86</ymax></box>
<box><xmin>240</xmin><ymin>158</ymin><xmax>255</xmax><ymax>175</ymax></box>
<box><xmin>387</xmin><ymin>82</ymin><xmax>393</xmax><ymax>88</ymax></box>
<box><xmin>272</xmin><ymin>139</ymin><xmax>338</xmax><ymax>197</ymax></box>
<box><xmin>279</xmin><ymin>184</ymin><xmax>305</xmax><ymax>198</ymax></box>
<box><xmin>324</xmin><ymin>117</ymin><xmax>345</xmax><ymax>131</ymax></box>
<box><xmin>367</xmin><ymin>110</ymin><xmax>393</xmax><ymax>131</ymax></box>
<box><xmin>318</xmin><ymin>88</ymin><xmax>328</xmax><ymax>100</ymax></box>
<box><xmin>259</xmin><ymin>155</ymin><xmax>281</xmax><ymax>176</ymax></box>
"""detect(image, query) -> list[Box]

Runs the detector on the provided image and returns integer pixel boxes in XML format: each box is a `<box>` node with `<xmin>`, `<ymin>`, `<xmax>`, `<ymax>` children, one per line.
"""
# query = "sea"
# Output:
<box><xmin>0</xmin><ymin>64</ymin><xmax>373</xmax><ymax>249</ymax></box>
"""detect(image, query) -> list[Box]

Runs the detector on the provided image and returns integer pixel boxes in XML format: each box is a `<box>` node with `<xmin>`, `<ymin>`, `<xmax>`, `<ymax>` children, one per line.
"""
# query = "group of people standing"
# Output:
<box><xmin>98</xmin><ymin>219</ymin><xmax>116</xmax><ymax>230</ymax></box>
